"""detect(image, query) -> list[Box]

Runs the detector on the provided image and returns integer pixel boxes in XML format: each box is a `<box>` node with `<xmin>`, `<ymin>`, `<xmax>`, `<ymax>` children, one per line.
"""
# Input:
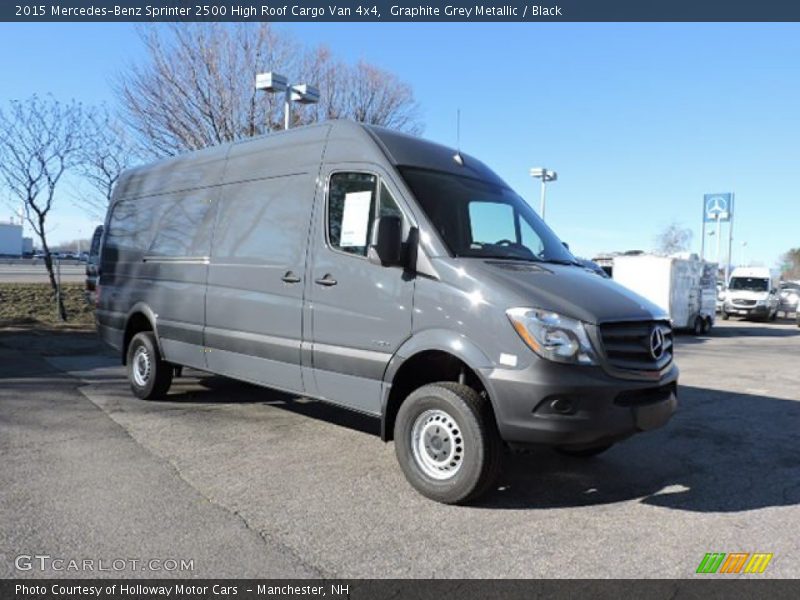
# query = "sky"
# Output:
<box><xmin>0</xmin><ymin>22</ymin><xmax>797</xmax><ymax>266</ymax></box>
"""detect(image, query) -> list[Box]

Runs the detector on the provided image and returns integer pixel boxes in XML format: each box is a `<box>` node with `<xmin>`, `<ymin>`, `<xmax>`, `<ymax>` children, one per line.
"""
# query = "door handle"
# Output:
<box><xmin>281</xmin><ymin>271</ymin><xmax>301</xmax><ymax>284</ymax></box>
<box><xmin>315</xmin><ymin>274</ymin><xmax>338</xmax><ymax>287</ymax></box>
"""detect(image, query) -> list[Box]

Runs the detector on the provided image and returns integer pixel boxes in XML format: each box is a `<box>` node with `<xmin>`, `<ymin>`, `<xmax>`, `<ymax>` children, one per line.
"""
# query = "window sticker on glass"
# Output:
<box><xmin>340</xmin><ymin>191</ymin><xmax>373</xmax><ymax>247</ymax></box>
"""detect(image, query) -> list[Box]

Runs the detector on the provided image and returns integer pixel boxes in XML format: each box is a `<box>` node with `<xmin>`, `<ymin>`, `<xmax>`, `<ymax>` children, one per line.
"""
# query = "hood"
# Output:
<box><xmin>464</xmin><ymin>260</ymin><xmax>668</xmax><ymax>324</ymax></box>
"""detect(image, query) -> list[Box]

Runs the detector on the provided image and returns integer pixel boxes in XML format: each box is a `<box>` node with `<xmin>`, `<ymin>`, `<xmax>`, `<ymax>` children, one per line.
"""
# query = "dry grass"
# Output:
<box><xmin>0</xmin><ymin>283</ymin><xmax>95</xmax><ymax>329</ymax></box>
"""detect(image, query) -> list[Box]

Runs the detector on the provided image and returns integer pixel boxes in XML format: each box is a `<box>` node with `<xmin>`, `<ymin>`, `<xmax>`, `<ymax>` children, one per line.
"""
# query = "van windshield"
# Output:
<box><xmin>399</xmin><ymin>167</ymin><xmax>575</xmax><ymax>263</ymax></box>
<box><xmin>729</xmin><ymin>277</ymin><xmax>769</xmax><ymax>292</ymax></box>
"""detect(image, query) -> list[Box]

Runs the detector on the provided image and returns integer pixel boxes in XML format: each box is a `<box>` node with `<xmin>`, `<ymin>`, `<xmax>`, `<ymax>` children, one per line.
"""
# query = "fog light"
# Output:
<box><xmin>550</xmin><ymin>397</ymin><xmax>574</xmax><ymax>414</ymax></box>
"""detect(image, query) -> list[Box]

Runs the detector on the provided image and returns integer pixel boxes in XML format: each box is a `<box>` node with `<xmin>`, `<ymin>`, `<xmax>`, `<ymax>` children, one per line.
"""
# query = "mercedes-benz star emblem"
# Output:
<box><xmin>650</xmin><ymin>327</ymin><xmax>665</xmax><ymax>360</ymax></box>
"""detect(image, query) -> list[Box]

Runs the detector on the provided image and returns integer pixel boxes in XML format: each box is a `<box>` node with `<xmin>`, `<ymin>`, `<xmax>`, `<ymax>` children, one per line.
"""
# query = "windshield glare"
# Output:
<box><xmin>399</xmin><ymin>167</ymin><xmax>574</xmax><ymax>263</ymax></box>
<box><xmin>729</xmin><ymin>277</ymin><xmax>769</xmax><ymax>292</ymax></box>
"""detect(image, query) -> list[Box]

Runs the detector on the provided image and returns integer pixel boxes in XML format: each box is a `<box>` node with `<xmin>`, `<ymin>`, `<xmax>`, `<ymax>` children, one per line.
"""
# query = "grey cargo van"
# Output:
<box><xmin>97</xmin><ymin>121</ymin><xmax>677</xmax><ymax>504</ymax></box>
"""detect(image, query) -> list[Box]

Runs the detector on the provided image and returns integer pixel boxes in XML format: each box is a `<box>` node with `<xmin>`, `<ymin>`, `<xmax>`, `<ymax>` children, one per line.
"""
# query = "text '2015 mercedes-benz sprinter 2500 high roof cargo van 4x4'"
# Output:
<box><xmin>96</xmin><ymin>121</ymin><xmax>678</xmax><ymax>504</ymax></box>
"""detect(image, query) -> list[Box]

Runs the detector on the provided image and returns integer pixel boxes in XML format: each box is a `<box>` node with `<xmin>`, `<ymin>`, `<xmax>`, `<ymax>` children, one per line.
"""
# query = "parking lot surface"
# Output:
<box><xmin>1</xmin><ymin>319</ymin><xmax>799</xmax><ymax>578</ymax></box>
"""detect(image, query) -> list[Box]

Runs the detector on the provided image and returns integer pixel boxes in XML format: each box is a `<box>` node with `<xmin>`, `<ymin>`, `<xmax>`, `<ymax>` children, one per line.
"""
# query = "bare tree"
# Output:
<box><xmin>302</xmin><ymin>50</ymin><xmax>421</xmax><ymax>134</ymax></box>
<box><xmin>117</xmin><ymin>24</ymin><xmax>422</xmax><ymax>157</ymax></box>
<box><xmin>343</xmin><ymin>61</ymin><xmax>421</xmax><ymax>133</ymax></box>
<box><xmin>780</xmin><ymin>247</ymin><xmax>800</xmax><ymax>280</ymax></box>
<box><xmin>0</xmin><ymin>95</ymin><xmax>88</xmax><ymax>320</ymax></box>
<box><xmin>78</xmin><ymin>107</ymin><xmax>139</xmax><ymax>219</ymax></box>
<box><xmin>654</xmin><ymin>221</ymin><xmax>694</xmax><ymax>256</ymax></box>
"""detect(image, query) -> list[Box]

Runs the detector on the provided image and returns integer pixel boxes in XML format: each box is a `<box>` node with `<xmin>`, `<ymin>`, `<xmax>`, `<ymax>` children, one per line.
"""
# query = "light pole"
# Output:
<box><xmin>529</xmin><ymin>168</ymin><xmax>557</xmax><ymax>221</ymax></box>
<box><xmin>255</xmin><ymin>72</ymin><xmax>320</xmax><ymax>131</ymax></box>
<box><xmin>706</xmin><ymin>229</ymin><xmax>717</xmax><ymax>260</ymax></box>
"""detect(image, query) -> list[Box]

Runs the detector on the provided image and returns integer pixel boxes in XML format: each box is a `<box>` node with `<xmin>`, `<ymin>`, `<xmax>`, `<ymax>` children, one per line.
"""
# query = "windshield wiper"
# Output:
<box><xmin>538</xmin><ymin>258</ymin><xmax>582</xmax><ymax>266</ymax></box>
<box><xmin>482</xmin><ymin>255</ymin><xmax>544</xmax><ymax>262</ymax></box>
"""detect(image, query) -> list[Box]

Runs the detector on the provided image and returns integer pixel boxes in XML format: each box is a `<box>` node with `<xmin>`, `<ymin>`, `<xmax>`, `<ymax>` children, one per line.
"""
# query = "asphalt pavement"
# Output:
<box><xmin>1</xmin><ymin>319</ymin><xmax>799</xmax><ymax>578</ymax></box>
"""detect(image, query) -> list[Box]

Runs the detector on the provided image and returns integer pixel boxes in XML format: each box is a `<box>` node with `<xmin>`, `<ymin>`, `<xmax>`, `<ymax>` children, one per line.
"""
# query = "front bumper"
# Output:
<box><xmin>481</xmin><ymin>360</ymin><xmax>678</xmax><ymax>447</ymax></box>
<box><xmin>724</xmin><ymin>303</ymin><xmax>769</xmax><ymax>317</ymax></box>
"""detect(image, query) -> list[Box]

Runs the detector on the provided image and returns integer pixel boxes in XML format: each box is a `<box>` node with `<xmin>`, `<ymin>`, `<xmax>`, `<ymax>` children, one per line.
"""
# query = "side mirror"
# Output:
<box><xmin>369</xmin><ymin>215</ymin><xmax>403</xmax><ymax>267</ymax></box>
<box><xmin>562</xmin><ymin>241</ymin><xmax>570</xmax><ymax>251</ymax></box>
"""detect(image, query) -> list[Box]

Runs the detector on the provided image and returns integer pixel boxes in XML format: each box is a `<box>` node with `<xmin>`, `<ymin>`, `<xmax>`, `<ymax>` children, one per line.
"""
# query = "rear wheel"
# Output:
<box><xmin>127</xmin><ymin>331</ymin><xmax>173</xmax><ymax>400</ymax></box>
<box><xmin>394</xmin><ymin>382</ymin><xmax>502</xmax><ymax>504</ymax></box>
<box><xmin>555</xmin><ymin>443</ymin><xmax>614</xmax><ymax>458</ymax></box>
<box><xmin>693</xmin><ymin>317</ymin><xmax>704</xmax><ymax>336</ymax></box>
<box><xmin>701</xmin><ymin>317</ymin><xmax>712</xmax><ymax>334</ymax></box>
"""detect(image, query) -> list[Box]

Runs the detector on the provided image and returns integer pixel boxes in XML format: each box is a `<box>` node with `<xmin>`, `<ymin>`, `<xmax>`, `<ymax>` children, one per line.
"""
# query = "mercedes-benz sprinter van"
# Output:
<box><xmin>96</xmin><ymin>121</ymin><xmax>678</xmax><ymax>504</ymax></box>
<box><xmin>722</xmin><ymin>266</ymin><xmax>780</xmax><ymax>321</ymax></box>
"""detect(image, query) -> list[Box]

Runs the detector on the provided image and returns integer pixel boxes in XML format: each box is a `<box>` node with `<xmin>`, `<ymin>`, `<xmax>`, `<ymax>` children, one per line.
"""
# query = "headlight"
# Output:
<box><xmin>506</xmin><ymin>308</ymin><xmax>597</xmax><ymax>365</ymax></box>
<box><xmin>756</xmin><ymin>299</ymin><xmax>766</xmax><ymax>306</ymax></box>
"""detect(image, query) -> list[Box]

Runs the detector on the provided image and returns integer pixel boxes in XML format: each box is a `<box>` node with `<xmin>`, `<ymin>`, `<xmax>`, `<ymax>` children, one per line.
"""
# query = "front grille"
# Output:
<box><xmin>732</xmin><ymin>299</ymin><xmax>757</xmax><ymax>307</ymax></box>
<box><xmin>598</xmin><ymin>320</ymin><xmax>673</xmax><ymax>372</ymax></box>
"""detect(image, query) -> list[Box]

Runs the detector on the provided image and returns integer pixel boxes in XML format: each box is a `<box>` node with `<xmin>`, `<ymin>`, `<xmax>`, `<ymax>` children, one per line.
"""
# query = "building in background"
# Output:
<box><xmin>0</xmin><ymin>222</ymin><xmax>23</xmax><ymax>256</ymax></box>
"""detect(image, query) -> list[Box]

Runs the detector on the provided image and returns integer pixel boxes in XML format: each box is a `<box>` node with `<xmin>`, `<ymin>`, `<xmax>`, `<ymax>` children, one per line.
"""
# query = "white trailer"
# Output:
<box><xmin>0</xmin><ymin>222</ymin><xmax>23</xmax><ymax>256</ymax></box>
<box><xmin>612</xmin><ymin>254</ymin><xmax>718</xmax><ymax>334</ymax></box>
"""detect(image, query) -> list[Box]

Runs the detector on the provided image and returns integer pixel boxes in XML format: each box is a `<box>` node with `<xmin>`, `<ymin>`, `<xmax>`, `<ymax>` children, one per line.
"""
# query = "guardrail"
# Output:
<box><xmin>0</xmin><ymin>257</ymin><xmax>85</xmax><ymax>266</ymax></box>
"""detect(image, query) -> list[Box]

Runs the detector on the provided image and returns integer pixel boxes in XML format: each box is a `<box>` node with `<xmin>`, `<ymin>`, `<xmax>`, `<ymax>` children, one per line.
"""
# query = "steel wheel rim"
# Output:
<box><xmin>132</xmin><ymin>346</ymin><xmax>151</xmax><ymax>387</ymax></box>
<box><xmin>410</xmin><ymin>409</ymin><xmax>464</xmax><ymax>480</ymax></box>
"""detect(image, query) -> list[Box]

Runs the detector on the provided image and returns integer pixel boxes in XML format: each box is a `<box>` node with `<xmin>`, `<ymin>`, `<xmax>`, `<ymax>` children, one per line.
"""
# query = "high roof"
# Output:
<box><xmin>114</xmin><ymin>119</ymin><xmax>508</xmax><ymax>201</ymax></box>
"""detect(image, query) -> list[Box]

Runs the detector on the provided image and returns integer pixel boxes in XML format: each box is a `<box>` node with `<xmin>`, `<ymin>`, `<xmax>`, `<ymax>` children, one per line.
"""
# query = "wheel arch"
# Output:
<box><xmin>380</xmin><ymin>330</ymin><xmax>497</xmax><ymax>442</ymax></box>
<box><xmin>121</xmin><ymin>303</ymin><xmax>162</xmax><ymax>365</ymax></box>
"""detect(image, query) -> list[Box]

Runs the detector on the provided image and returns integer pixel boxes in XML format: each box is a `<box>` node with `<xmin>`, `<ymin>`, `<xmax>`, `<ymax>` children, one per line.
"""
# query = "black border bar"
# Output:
<box><xmin>5</xmin><ymin>1</ymin><xmax>800</xmax><ymax>23</ymax></box>
<box><xmin>4</xmin><ymin>580</ymin><xmax>800</xmax><ymax>600</ymax></box>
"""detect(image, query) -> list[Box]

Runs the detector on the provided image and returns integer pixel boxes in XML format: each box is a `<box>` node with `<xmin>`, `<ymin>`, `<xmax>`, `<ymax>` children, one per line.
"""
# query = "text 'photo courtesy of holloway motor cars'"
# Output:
<box><xmin>95</xmin><ymin>121</ymin><xmax>677</xmax><ymax>504</ymax></box>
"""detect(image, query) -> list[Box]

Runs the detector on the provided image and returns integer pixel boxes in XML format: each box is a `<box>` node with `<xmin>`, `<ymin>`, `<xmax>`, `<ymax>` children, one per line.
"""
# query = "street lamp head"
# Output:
<box><xmin>256</xmin><ymin>73</ymin><xmax>319</xmax><ymax>130</ymax></box>
<box><xmin>530</xmin><ymin>167</ymin><xmax>557</xmax><ymax>182</ymax></box>
<box><xmin>255</xmin><ymin>72</ymin><xmax>288</xmax><ymax>93</ymax></box>
<box><xmin>291</xmin><ymin>84</ymin><xmax>320</xmax><ymax>104</ymax></box>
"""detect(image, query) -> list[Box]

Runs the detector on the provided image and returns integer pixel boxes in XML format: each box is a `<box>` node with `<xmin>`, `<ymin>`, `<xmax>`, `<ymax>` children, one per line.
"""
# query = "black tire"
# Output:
<box><xmin>701</xmin><ymin>318</ymin><xmax>712</xmax><ymax>335</ymax></box>
<box><xmin>394</xmin><ymin>382</ymin><xmax>502</xmax><ymax>504</ymax></box>
<box><xmin>555</xmin><ymin>443</ymin><xmax>614</xmax><ymax>458</ymax></box>
<box><xmin>126</xmin><ymin>331</ymin><xmax>173</xmax><ymax>400</ymax></box>
<box><xmin>721</xmin><ymin>311</ymin><xmax>730</xmax><ymax>321</ymax></box>
<box><xmin>693</xmin><ymin>317</ymin><xmax>703</xmax><ymax>336</ymax></box>
<box><xmin>769</xmin><ymin>310</ymin><xmax>777</xmax><ymax>322</ymax></box>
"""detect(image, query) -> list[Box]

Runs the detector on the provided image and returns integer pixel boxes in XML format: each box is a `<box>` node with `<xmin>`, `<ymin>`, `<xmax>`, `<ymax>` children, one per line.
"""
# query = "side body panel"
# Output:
<box><xmin>305</xmin><ymin>160</ymin><xmax>416</xmax><ymax>415</ymax></box>
<box><xmin>204</xmin><ymin>127</ymin><xmax>329</xmax><ymax>393</ymax></box>
<box><xmin>97</xmin><ymin>146</ymin><xmax>228</xmax><ymax>368</ymax></box>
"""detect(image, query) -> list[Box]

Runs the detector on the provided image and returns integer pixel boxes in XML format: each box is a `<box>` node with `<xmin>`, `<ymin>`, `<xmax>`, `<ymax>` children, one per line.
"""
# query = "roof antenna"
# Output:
<box><xmin>453</xmin><ymin>109</ymin><xmax>464</xmax><ymax>166</ymax></box>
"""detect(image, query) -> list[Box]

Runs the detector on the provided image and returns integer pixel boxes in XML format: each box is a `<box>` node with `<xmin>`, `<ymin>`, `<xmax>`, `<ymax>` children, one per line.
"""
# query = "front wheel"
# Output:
<box><xmin>127</xmin><ymin>331</ymin><xmax>173</xmax><ymax>399</ymax></box>
<box><xmin>394</xmin><ymin>382</ymin><xmax>502</xmax><ymax>504</ymax></box>
<box><xmin>721</xmin><ymin>311</ymin><xmax>730</xmax><ymax>321</ymax></box>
